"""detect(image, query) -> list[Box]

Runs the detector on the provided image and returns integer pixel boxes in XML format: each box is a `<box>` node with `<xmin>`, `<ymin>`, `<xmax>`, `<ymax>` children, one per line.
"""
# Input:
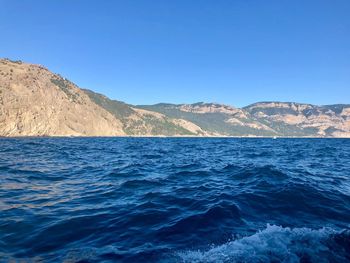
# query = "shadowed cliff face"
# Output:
<box><xmin>0</xmin><ymin>59</ymin><xmax>349</xmax><ymax>137</ymax></box>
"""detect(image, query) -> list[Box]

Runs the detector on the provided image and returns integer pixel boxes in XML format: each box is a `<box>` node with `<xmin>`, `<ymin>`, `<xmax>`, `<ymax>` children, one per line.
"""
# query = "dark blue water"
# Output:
<box><xmin>1</xmin><ymin>138</ymin><xmax>350</xmax><ymax>262</ymax></box>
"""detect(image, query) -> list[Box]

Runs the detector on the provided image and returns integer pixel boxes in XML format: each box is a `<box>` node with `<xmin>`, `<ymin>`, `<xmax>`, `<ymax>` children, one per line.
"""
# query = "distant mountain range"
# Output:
<box><xmin>1</xmin><ymin>58</ymin><xmax>349</xmax><ymax>137</ymax></box>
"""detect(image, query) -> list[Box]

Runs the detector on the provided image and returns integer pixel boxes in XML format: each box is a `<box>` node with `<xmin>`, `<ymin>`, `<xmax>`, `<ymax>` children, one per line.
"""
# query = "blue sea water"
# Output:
<box><xmin>0</xmin><ymin>138</ymin><xmax>350</xmax><ymax>262</ymax></box>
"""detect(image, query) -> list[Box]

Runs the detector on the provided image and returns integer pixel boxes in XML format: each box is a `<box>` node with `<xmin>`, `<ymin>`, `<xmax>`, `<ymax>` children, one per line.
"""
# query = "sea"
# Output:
<box><xmin>0</xmin><ymin>138</ymin><xmax>350</xmax><ymax>262</ymax></box>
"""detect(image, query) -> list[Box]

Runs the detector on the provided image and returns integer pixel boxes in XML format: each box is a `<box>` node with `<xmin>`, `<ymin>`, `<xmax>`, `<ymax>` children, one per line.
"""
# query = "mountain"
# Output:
<box><xmin>83</xmin><ymin>89</ymin><xmax>206</xmax><ymax>136</ymax></box>
<box><xmin>244</xmin><ymin>102</ymin><xmax>350</xmax><ymax>137</ymax></box>
<box><xmin>0</xmin><ymin>59</ymin><xmax>205</xmax><ymax>136</ymax></box>
<box><xmin>137</xmin><ymin>102</ymin><xmax>350</xmax><ymax>137</ymax></box>
<box><xmin>137</xmin><ymin>103</ymin><xmax>277</xmax><ymax>136</ymax></box>
<box><xmin>0</xmin><ymin>59</ymin><xmax>125</xmax><ymax>136</ymax></box>
<box><xmin>0</xmin><ymin>58</ymin><xmax>349</xmax><ymax>137</ymax></box>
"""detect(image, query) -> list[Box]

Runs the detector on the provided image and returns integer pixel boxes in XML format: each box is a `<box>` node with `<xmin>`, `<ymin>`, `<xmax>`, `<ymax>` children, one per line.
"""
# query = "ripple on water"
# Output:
<box><xmin>0</xmin><ymin>138</ymin><xmax>349</xmax><ymax>262</ymax></box>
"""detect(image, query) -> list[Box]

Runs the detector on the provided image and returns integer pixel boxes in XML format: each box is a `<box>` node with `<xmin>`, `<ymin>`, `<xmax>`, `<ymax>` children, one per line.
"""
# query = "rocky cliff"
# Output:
<box><xmin>1</xmin><ymin>59</ymin><xmax>349</xmax><ymax>137</ymax></box>
<box><xmin>0</xmin><ymin>59</ymin><xmax>204</xmax><ymax>136</ymax></box>
<box><xmin>0</xmin><ymin>59</ymin><xmax>125</xmax><ymax>136</ymax></box>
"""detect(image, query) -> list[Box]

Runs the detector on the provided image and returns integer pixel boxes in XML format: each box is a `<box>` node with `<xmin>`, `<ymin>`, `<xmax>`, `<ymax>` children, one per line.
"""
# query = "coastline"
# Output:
<box><xmin>1</xmin><ymin>135</ymin><xmax>349</xmax><ymax>139</ymax></box>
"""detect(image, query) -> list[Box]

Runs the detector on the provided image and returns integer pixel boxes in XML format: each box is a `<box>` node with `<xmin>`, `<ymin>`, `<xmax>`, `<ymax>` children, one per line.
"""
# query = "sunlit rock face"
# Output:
<box><xmin>0</xmin><ymin>59</ymin><xmax>125</xmax><ymax>136</ymax></box>
<box><xmin>244</xmin><ymin>102</ymin><xmax>350</xmax><ymax>137</ymax></box>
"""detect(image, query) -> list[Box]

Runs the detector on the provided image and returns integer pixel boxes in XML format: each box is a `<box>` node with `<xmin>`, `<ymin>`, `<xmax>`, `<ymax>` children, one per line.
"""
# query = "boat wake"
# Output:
<box><xmin>178</xmin><ymin>224</ymin><xmax>350</xmax><ymax>263</ymax></box>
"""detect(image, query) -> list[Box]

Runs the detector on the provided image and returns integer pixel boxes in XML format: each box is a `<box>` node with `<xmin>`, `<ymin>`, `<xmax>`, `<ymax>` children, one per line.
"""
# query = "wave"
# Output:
<box><xmin>178</xmin><ymin>224</ymin><xmax>350</xmax><ymax>263</ymax></box>
<box><xmin>2</xmin><ymin>138</ymin><xmax>350</xmax><ymax>262</ymax></box>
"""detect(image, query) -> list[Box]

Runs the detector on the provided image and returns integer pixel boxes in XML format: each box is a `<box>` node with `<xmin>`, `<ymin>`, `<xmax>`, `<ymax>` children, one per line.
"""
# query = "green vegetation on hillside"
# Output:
<box><xmin>51</xmin><ymin>77</ymin><xmax>80</xmax><ymax>102</ymax></box>
<box><xmin>138</xmin><ymin>104</ymin><xmax>277</xmax><ymax>136</ymax></box>
<box><xmin>83</xmin><ymin>89</ymin><xmax>134</xmax><ymax>119</ymax></box>
<box><xmin>84</xmin><ymin>89</ymin><xmax>196</xmax><ymax>136</ymax></box>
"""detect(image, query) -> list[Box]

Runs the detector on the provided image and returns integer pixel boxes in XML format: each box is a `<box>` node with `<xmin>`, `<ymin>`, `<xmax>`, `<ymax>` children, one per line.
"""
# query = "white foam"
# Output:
<box><xmin>178</xmin><ymin>224</ymin><xmax>341</xmax><ymax>263</ymax></box>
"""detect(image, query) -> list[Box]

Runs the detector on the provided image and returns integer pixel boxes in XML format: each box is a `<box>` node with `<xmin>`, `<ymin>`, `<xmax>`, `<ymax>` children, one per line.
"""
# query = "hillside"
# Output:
<box><xmin>137</xmin><ymin>103</ymin><xmax>277</xmax><ymax>136</ymax></box>
<box><xmin>83</xmin><ymin>89</ymin><xmax>206</xmax><ymax>136</ymax></box>
<box><xmin>137</xmin><ymin>102</ymin><xmax>350</xmax><ymax>137</ymax></box>
<box><xmin>0</xmin><ymin>58</ymin><xmax>349</xmax><ymax>137</ymax></box>
<box><xmin>244</xmin><ymin>102</ymin><xmax>350</xmax><ymax>137</ymax></box>
<box><xmin>0</xmin><ymin>59</ymin><xmax>205</xmax><ymax>136</ymax></box>
<box><xmin>0</xmin><ymin>59</ymin><xmax>125</xmax><ymax>136</ymax></box>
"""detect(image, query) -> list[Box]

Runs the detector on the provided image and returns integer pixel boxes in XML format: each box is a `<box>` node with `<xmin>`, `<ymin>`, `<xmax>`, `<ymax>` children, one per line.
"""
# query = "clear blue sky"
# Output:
<box><xmin>1</xmin><ymin>0</ymin><xmax>349</xmax><ymax>107</ymax></box>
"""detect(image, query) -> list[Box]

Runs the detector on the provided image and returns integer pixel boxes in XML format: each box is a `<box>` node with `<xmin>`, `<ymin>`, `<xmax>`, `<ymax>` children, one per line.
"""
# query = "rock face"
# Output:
<box><xmin>0</xmin><ymin>58</ymin><xmax>349</xmax><ymax>137</ymax></box>
<box><xmin>0</xmin><ymin>59</ymin><xmax>125</xmax><ymax>136</ymax></box>
<box><xmin>244</xmin><ymin>102</ymin><xmax>350</xmax><ymax>137</ymax></box>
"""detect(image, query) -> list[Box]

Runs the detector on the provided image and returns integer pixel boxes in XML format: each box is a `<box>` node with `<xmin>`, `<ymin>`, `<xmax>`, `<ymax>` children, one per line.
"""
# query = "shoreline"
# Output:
<box><xmin>1</xmin><ymin>135</ymin><xmax>349</xmax><ymax>139</ymax></box>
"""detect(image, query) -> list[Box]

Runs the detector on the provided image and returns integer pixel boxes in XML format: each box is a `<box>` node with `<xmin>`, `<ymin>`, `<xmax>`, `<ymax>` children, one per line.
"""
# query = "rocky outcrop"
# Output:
<box><xmin>0</xmin><ymin>59</ymin><xmax>125</xmax><ymax>136</ymax></box>
<box><xmin>244</xmin><ymin>102</ymin><xmax>350</xmax><ymax>137</ymax></box>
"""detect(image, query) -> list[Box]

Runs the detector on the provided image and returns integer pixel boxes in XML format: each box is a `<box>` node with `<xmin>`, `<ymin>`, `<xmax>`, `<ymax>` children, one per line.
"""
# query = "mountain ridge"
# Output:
<box><xmin>0</xmin><ymin>58</ymin><xmax>349</xmax><ymax>137</ymax></box>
